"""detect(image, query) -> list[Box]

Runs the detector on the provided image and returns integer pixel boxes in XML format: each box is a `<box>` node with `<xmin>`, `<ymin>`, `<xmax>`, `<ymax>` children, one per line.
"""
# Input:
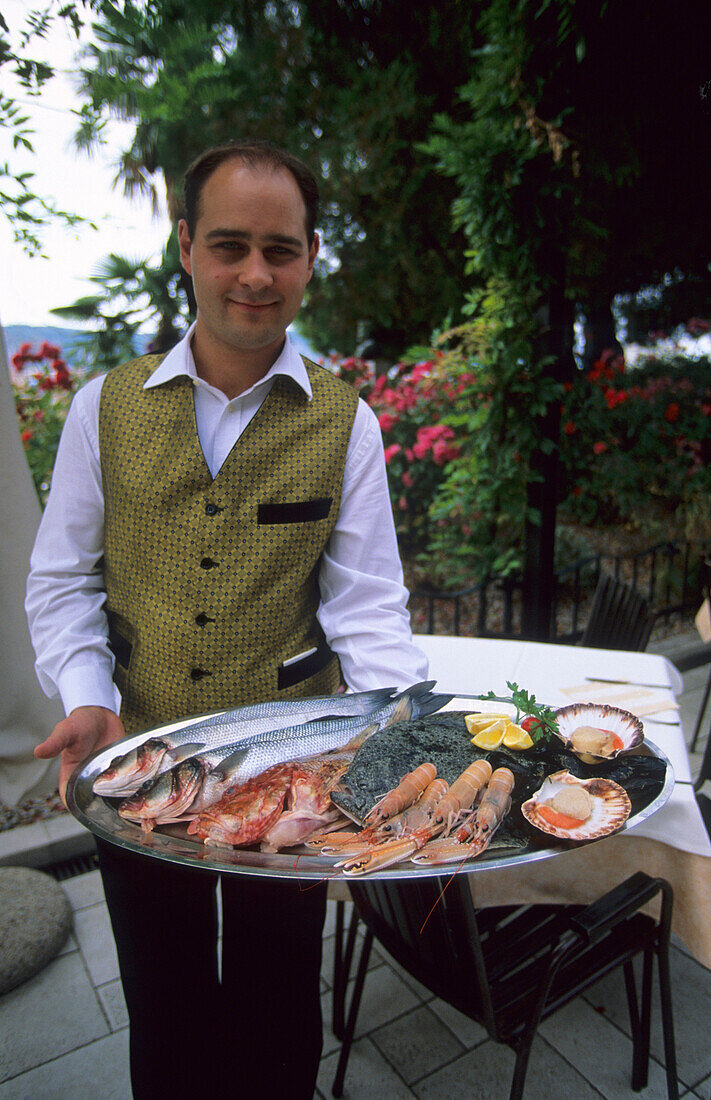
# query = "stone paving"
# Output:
<box><xmin>0</xmin><ymin>633</ymin><xmax>709</xmax><ymax>1099</ymax></box>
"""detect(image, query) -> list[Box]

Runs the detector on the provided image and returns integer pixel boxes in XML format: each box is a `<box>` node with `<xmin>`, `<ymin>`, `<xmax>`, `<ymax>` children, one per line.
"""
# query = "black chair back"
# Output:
<box><xmin>580</xmin><ymin>572</ymin><xmax>656</xmax><ymax>651</ymax></box>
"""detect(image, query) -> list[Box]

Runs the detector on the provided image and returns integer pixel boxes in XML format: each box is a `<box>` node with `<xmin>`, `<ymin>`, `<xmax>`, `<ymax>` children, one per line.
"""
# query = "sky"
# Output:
<box><xmin>0</xmin><ymin>0</ymin><xmax>172</xmax><ymax>331</ymax></box>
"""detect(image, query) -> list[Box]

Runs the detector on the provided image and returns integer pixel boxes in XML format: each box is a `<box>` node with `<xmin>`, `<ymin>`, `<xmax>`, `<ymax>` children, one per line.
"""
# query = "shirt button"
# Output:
<box><xmin>200</xmin><ymin>557</ymin><xmax>218</xmax><ymax>569</ymax></box>
<box><xmin>205</xmin><ymin>502</ymin><xmax>219</xmax><ymax>516</ymax></box>
<box><xmin>190</xmin><ymin>668</ymin><xmax>211</xmax><ymax>681</ymax></box>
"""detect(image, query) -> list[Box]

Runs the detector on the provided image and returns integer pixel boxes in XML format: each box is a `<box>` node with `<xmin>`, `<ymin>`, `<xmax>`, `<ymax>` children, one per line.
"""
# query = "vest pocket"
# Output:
<box><xmin>258</xmin><ymin>499</ymin><xmax>332</xmax><ymax>524</ymax></box>
<box><xmin>277</xmin><ymin>636</ymin><xmax>334</xmax><ymax>689</ymax></box>
<box><xmin>107</xmin><ymin>610</ymin><xmax>133</xmax><ymax>670</ymax></box>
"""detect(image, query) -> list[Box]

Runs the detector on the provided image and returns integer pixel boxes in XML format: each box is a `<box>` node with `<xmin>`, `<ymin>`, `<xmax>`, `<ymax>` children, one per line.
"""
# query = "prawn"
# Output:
<box><xmin>412</xmin><ymin>767</ymin><xmax>515</xmax><ymax>866</ymax></box>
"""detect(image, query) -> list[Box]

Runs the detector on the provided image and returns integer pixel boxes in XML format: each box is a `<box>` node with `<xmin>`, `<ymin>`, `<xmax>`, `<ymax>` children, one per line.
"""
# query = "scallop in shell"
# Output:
<box><xmin>521</xmin><ymin>770</ymin><xmax>631</xmax><ymax>841</ymax></box>
<box><xmin>553</xmin><ymin>703</ymin><xmax>644</xmax><ymax>763</ymax></box>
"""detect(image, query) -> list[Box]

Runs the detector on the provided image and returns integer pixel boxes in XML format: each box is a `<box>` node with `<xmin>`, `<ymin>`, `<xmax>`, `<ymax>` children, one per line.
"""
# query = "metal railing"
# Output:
<box><xmin>409</xmin><ymin>539</ymin><xmax>710</xmax><ymax>641</ymax></box>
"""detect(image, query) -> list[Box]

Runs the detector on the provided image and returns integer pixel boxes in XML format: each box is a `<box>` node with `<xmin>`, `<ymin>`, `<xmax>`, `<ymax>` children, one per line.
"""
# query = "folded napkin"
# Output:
<box><xmin>558</xmin><ymin>682</ymin><xmax>678</xmax><ymax>717</ymax></box>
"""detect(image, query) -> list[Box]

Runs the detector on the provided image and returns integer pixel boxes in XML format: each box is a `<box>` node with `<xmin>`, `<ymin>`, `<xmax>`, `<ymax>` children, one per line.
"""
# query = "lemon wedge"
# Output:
<box><xmin>464</xmin><ymin>713</ymin><xmax>511</xmax><ymax>735</ymax></box>
<box><xmin>471</xmin><ymin>718</ymin><xmax>508</xmax><ymax>749</ymax></box>
<box><xmin>502</xmin><ymin>723</ymin><xmax>534</xmax><ymax>750</ymax></box>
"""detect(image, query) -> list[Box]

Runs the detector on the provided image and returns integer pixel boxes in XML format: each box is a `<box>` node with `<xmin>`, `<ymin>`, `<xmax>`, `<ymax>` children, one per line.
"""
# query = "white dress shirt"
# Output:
<box><xmin>26</xmin><ymin>328</ymin><xmax>428</xmax><ymax>716</ymax></box>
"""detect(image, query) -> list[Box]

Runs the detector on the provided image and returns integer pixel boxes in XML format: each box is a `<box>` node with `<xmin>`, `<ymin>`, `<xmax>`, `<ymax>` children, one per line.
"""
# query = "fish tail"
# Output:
<box><xmin>388</xmin><ymin>681</ymin><xmax>453</xmax><ymax>723</ymax></box>
<box><xmin>351</xmin><ymin>687</ymin><xmax>398</xmax><ymax>713</ymax></box>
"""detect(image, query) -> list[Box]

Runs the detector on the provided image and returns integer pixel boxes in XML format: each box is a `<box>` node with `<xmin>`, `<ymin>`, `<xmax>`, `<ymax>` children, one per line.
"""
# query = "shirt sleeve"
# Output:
<box><xmin>317</xmin><ymin>398</ymin><xmax>429</xmax><ymax>691</ymax></box>
<box><xmin>25</xmin><ymin>376</ymin><xmax>121</xmax><ymax>716</ymax></box>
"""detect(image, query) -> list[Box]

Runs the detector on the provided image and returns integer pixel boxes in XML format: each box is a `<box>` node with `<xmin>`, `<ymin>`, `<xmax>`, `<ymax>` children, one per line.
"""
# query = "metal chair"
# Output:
<box><xmin>677</xmin><ymin>554</ymin><xmax>711</xmax><ymax>752</ymax></box>
<box><xmin>693</xmin><ymin>699</ymin><xmax>711</xmax><ymax>838</ymax></box>
<box><xmin>332</xmin><ymin>872</ymin><xmax>678</xmax><ymax>1100</ymax></box>
<box><xmin>580</xmin><ymin>572</ymin><xmax>657</xmax><ymax>652</ymax></box>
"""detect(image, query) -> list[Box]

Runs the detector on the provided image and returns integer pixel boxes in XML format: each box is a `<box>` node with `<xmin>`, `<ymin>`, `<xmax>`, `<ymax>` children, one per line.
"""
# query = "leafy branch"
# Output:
<box><xmin>475</xmin><ymin>680</ymin><xmax>559</xmax><ymax>742</ymax></box>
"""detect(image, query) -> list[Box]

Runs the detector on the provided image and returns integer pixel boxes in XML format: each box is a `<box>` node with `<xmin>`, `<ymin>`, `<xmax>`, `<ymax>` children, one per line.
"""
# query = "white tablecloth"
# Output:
<box><xmin>413</xmin><ymin>635</ymin><xmax>711</xmax><ymax>967</ymax></box>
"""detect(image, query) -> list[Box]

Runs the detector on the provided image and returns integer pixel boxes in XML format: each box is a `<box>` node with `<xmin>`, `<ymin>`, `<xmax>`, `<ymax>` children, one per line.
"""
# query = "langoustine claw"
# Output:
<box><xmin>411</xmin><ymin>767</ymin><xmax>515</xmax><ymax>866</ymax></box>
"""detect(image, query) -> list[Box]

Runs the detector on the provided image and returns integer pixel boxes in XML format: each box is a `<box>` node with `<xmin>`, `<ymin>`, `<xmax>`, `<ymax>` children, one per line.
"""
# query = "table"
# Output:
<box><xmin>415</xmin><ymin>634</ymin><xmax>711</xmax><ymax>968</ymax></box>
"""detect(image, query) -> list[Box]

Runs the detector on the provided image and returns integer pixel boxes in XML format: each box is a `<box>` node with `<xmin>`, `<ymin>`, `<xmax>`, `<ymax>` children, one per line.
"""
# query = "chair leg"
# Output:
<box><xmin>332</xmin><ymin>904</ymin><xmax>360</xmax><ymax>1041</ymax></box>
<box><xmin>332</xmin><ymin>927</ymin><xmax>374</xmax><ymax>1098</ymax></box>
<box><xmin>656</xmin><ymin>944</ymin><xmax>679</xmax><ymax>1100</ymax></box>
<box><xmin>509</xmin><ymin>1040</ymin><xmax>535</xmax><ymax>1100</ymax></box>
<box><xmin>688</xmin><ymin>666</ymin><xmax>711</xmax><ymax>753</ymax></box>
<box><xmin>629</xmin><ymin>952</ymin><xmax>653</xmax><ymax>1091</ymax></box>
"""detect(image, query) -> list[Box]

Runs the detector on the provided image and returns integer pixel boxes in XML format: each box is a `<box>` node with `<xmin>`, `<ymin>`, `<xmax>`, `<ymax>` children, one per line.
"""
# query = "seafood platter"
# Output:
<box><xmin>67</xmin><ymin>682</ymin><xmax>675</xmax><ymax>881</ymax></box>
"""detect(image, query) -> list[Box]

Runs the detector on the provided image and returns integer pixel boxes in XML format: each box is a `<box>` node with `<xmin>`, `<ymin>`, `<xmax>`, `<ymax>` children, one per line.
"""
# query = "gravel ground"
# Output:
<box><xmin>0</xmin><ymin>791</ymin><xmax>67</xmax><ymax>833</ymax></box>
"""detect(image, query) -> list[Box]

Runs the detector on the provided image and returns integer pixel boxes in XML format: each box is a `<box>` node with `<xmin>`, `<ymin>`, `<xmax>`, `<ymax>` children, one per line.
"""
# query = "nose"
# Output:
<box><xmin>238</xmin><ymin>249</ymin><xmax>274</xmax><ymax>293</ymax></box>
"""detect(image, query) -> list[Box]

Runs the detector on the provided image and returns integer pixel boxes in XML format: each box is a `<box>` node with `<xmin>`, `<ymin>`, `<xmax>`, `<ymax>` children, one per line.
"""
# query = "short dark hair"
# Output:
<box><xmin>182</xmin><ymin>140</ymin><xmax>319</xmax><ymax>243</ymax></box>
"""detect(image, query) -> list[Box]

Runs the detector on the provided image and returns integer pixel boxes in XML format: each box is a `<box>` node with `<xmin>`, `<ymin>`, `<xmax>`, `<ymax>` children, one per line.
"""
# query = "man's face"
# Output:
<box><xmin>178</xmin><ymin>162</ymin><xmax>318</xmax><ymax>362</ymax></box>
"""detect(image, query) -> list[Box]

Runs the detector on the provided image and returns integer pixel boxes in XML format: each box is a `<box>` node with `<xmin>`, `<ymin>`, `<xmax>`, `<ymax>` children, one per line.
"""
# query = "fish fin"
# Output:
<box><xmin>413</xmin><ymin>692</ymin><xmax>455</xmax><ymax>717</ymax></box>
<box><xmin>341</xmin><ymin>723</ymin><xmax>380</xmax><ymax>752</ymax></box>
<box><xmin>165</xmin><ymin>742</ymin><xmax>205</xmax><ymax>763</ymax></box>
<box><xmin>210</xmin><ymin>745</ymin><xmax>250</xmax><ymax>781</ymax></box>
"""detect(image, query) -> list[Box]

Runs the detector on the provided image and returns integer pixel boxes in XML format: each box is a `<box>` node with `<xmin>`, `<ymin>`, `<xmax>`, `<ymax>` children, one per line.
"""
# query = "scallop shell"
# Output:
<box><xmin>521</xmin><ymin>770</ymin><xmax>631</xmax><ymax>841</ymax></box>
<box><xmin>553</xmin><ymin>703</ymin><xmax>644</xmax><ymax>763</ymax></box>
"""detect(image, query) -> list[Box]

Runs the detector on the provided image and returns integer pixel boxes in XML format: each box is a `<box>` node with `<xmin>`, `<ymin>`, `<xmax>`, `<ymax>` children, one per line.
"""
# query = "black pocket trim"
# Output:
<box><xmin>277</xmin><ymin>638</ymin><xmax>334</xmax><ymax>689</ymax></box>
<box><xmin>107</xmin><ymin>612</ymin><xmax>132</xmax><ymax>671</ymax></box>
<box><xmin>258</xmin><ymin>498</ymin><xmax>332</xmax><ymax>524</ymax></box>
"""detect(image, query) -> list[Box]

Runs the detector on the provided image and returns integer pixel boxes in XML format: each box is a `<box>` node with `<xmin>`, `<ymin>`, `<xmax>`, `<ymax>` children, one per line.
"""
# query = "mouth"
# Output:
<box><xmin>228</xmin><ymin>299</ymin><xmax>279</xmax><ymax>313</ymax></box>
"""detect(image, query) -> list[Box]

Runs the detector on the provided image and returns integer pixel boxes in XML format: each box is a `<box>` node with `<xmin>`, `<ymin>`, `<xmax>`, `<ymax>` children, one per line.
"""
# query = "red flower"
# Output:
<box><xmin>604</xmin><ymin>388</ymin><xmax>628</xmax><ymax>410</ymax></box>
<box><xmin>383</xmin><ymin>443</ymin><xmax>401</xmax><ymax>464</ymax></box>
<box><xmin>665</xmin><ymin>402</ymin><xmax>680</xmax><ymax>423</ymax></box>
<box><xmin>563</xmin><ymin>420</ymin><xmax>576</xmax><ymax>435</ymax></box>
<box><xmin>21</xmin><ymin>429</ymin><xmax>33</xmax><ymax>444</ymax></box>
<box><xmin>377</xmin><ymin>412</ymin><xmax>398</xmax><ymax>433</ymax></box>
<box><xmin>11</xmin><ymin>353</ymin><xmax>26</xmax><ymax>371</ymax></box>
<box><xmin>593</xmin><ymin>441</ymin><xmax>608</xmax><ymax>455</ymax></box>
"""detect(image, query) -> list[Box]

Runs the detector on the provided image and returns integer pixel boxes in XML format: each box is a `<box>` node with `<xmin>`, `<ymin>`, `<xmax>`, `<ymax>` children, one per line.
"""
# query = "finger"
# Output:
<box><xmin>34</xmin><ymin>728</ymin><xmax>72</xmax><ymax>760</ymax></box>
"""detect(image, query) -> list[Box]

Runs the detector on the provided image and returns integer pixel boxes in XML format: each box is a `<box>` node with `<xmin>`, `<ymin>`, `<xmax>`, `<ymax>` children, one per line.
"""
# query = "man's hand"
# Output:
<box><xmin>35</xmin><ymin>706</ymin><xmax>126</xmax><ymax>804</ymax></box>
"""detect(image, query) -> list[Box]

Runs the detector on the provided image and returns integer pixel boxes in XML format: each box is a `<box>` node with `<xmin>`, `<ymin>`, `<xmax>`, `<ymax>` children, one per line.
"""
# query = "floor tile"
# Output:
<box><xmin>370</xmin><ymin>1004</ymin><xmax>465</xmax><ymax>1085</ymax></box>
<box><xmin>72</xmin><ymin>903</ymin><xmax>120</xmax><ymax>987</ymax></box>
<box><xmin>349</xmin><ymin>962</ymin><xmax>423</xmax><ymax>1037</ymax></box>
<box><xmin>0</xmin><ymin>823</ymin><xmax>51</xmax><ymax>868</ymax></box>
<box><xmin>0</xmin><ymin>1029</ymin><xmax>130</xmax><ymax>1099</ymax></box>
<box><xmin>428</xmin><ymin>997</ymin><xmax>488</xmax><ymax>1048</ymax></box>
<box><xmin>0</xmin><ymin>953</ymin><xmax>108</xmax><ymax>1082</ymax></box>
<box><xmin>96</xmin><ymin>980</ymin><xmax>129</xmax><ymax>1031</ymax></box>
<box><xmin>413</xmin><ymin>1035</ymin><xmax>601</xmax><ymax>1100</ymax></box>
<box><xmin>582</xmin><ymin>949</ymin><xmax>711</xmax><ymax>1088</ymax></box>
<box><xmin>60</xmin><ymin>870</ymin><xmax>105</xmax><ymax>913</ymax></box>
<box><xmin>539</xmin><ymin>993</ymin><xmax>672</xmax><ymax>1099</ymax></box>
<box><xmin>317</xmin><ymin>1036</ymin><xmax>414</xmax><ymax>1100</ymax></box>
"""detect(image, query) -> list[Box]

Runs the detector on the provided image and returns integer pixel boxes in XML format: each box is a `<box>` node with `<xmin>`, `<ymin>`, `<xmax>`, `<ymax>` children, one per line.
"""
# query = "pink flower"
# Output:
<box><xmin>383</xmin><ymin>443</ymin><xmax>401</xmax><ymax>464</ymax></box>
<box><xmin>378</xmin><ymin>412</ymin><xmax>398</xmax><ymax>433</ymax></box>
<box><xmin>402</xmin><ymin>470</ymin><xmax>414</xmax><ymax>487</ymax></box>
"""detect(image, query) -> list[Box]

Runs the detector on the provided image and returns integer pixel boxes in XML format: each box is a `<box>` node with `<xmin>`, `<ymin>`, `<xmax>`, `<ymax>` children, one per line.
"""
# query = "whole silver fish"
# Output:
<box><xmin>121</xmin><ymin>682</ymin><xmax>452</xmax><ymax>829</ymax></box>
<box><xmin>93</xmin><ymin>686</ymin><xmax>398</xmax><ymax>797</ymax></box>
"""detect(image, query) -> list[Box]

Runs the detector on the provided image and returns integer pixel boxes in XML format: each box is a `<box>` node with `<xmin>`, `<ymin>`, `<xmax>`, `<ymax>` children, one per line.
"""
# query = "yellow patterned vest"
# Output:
<box><xmin>99</xmin><ymin>353</ymin><xmax>358</xmax><ymax>733</ymax></box>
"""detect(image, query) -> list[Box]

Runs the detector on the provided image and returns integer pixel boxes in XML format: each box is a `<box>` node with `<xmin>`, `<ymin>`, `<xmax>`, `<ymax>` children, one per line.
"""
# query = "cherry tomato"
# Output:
<box><xmin>521</xmin><ymin>715</ymin><xmax>544</xmax><ymax>734</ymax></box>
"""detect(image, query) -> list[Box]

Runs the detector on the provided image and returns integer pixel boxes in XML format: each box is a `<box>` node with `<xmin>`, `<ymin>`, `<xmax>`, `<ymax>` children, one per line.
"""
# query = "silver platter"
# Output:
<box><xmin>66</xmin><ymin>719</ymin><xmax>675</xmax><ymax>882</ymax></box>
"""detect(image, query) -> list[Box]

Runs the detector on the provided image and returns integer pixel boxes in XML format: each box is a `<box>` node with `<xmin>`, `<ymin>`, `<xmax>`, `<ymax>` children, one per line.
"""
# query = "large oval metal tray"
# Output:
<box><xmin>66</xmin><ymin>714</ymin><xmax>675</xmax><ymax>882</ymax></box>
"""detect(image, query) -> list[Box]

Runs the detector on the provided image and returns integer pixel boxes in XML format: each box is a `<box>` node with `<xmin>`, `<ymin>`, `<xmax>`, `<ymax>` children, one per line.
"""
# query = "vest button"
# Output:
<box><xmin>195</xmin><ymin>612</ymin><xmax>215</xmax><ymax>626</ymax></box>
<box><xmin>200</xmin><ymin>557</ymin><xmax>218</xmax><ymax>569</ymax></box>
<box><xmin>190</xmin><ymin>668</ymin><xmax>211</xmax><ymax>680</ymax></box>
<box><xmin>205</xmin><ymin>502</ymin><xmax>219</xmax><ymax>516</ymax></box>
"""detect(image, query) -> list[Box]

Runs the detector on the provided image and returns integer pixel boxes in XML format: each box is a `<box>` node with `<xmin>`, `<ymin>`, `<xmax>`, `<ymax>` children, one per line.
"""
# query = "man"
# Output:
<box><xmin>26</xmin><ymin>141</ymin><xmax>428</xmax><ymax>1098</ymax></box>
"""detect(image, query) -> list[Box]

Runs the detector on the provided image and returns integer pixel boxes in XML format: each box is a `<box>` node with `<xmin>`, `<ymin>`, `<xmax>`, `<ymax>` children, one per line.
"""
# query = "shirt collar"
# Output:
<box><xmin>143</xmin><ymin>322</ymin><xmax>313</xmax><ymax>401</ymax></box>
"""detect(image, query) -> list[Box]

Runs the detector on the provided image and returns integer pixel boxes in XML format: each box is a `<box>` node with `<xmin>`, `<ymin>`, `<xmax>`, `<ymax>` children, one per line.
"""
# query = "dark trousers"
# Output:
<box><xmin>96</xmin><ymin>838</ymin><xmax>327</xmax><ymax>1100</ymax></box>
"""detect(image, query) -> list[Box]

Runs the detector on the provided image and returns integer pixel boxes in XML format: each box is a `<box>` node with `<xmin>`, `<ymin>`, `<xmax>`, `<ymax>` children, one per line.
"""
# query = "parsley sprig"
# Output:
<box><xmin>475</xmin><ymin>681</ymin><xmax>559</xmax><ymax>743</ymax></box>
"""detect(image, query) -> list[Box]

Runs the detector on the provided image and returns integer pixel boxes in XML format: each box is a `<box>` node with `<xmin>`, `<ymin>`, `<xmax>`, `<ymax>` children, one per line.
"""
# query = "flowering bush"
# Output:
<box><xmin>11</xmin><ymin>341</ymin><xmax>75</xmax><ymax>503</ymax></box>
<box><xmin>326</xmin><ymin>354</ymin><xmax>463</xmax><ymax>554</ymax></box>
<box><xmin>559</xmin><ymin>349</ymin><xmax>711</xmax><ymax>534</ymax></box>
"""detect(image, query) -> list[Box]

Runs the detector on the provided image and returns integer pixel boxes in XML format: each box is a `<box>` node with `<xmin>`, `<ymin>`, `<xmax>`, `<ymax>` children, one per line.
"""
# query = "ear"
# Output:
<box><xmin>178</xmin><ymin>220</ymin><xmax>193</xmax><ymax>276</ymax></box>
<box><xmin>306</xmin><ymin>232</ymin><xmax>320</xmax><ymax>282</ymax></box>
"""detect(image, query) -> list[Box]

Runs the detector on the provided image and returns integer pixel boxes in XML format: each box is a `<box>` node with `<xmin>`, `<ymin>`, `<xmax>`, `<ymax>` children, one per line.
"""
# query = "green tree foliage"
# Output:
<box><xmin>69</xmin><ymin>0</ymin><xmax>478</xmax><ymax>355</ymax></box>
<box><xmin>0</xmin><ymin>2</ymin><xmax>95</xmax><ymax>255</ymax></box>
